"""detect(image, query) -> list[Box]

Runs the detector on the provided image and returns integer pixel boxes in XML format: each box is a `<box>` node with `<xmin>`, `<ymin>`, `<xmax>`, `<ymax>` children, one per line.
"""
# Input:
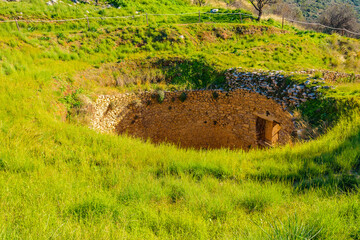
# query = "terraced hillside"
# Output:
<box><xmin>1</xmin><ymin>0</ymin><xmax>360</xmax><ymax>239</ymax></box>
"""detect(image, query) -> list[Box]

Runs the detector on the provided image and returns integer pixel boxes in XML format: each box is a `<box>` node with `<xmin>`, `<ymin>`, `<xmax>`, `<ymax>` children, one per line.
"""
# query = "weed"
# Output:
<box><xmin>179</xmin><ymin>92</ymin><xmax>187</xmax><ymax>102</ymax></box>
<box><xmin>58</xmin><ymin>89</ymin><xmax>83</xmax><ymax>119</ymax></box>
<box><xmin>253</xmin><ymin>214</ymin><xmax>322</xmax><ymax>240</ymax></box>
<box><xmin>212</xmin><ymin>91</ymin><xmax>219</xmax><ymax>100</ymax></box>
<box><xmin>156</xmin><ymin>90</ymin><xmax>165</xmax><ymax>103</ymax></box>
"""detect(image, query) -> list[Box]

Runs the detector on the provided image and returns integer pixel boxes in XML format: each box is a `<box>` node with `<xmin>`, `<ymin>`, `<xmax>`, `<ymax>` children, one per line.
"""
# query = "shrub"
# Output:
<box><xmin>179</xmin><ymin>92</ymin><xmax>187</xmax><ymax>102</ymax></box>
<box><xmin>156</xmin><ymin>90</ymin><xmax>165</xmax><ymax>103</ymax></box>
<box><xmin>267</xmin><ymin>18</ymin><xmax>275</xmax><ymax>24</ymax></box>
<box><xmin>212</xmin><ymin>91</ymin><xmax>219</xmax><ymax>100</ymax></box>
<box><xmin>107</xmin><ymin>0</ymin><xmax>127</xmax><ymax>8</ymax></box>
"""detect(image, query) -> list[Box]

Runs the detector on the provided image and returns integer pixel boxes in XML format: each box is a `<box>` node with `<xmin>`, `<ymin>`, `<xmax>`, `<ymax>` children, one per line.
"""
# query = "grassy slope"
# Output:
<box><xmin>1</xmin><ymin>1</ymin><xmax>360</xmax><ymax>239</ymax></box>
<box><xmin>0</xmin><ymin>0</ymin><xmax>197</xmax><ymax>19</ymax></box>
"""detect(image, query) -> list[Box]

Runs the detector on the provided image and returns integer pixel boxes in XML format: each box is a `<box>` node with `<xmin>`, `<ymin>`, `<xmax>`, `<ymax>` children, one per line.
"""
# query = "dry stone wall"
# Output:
<box><xmin>226</xmin><ymin>68</ymin><xmax>329</xmax><ymax>108</ymax></box>
<box><xmin>92</xmin><ymin>89</ymin><xmax>294</xmax><ymax>149</ymax></box>
<box><xmin>300</xmin><ymin>70</ymin><xmax>360</xmax><ymax>83</ymax></box>
<box><xmin>225</xmin><ymin>68</ymin><xmax>356</xmax><ymax>109</ymax></box>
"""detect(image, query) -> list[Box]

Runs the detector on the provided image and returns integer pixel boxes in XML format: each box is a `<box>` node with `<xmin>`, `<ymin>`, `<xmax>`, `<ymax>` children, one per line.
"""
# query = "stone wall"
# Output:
<box><xmin>300</xmin><ymin>70</ymin><xmax>360</xmax><ymax>83</ymax></box>
<box><xmin>91</xmin><ymin>89</ymin><xmax>294</xmax><ymax>149</ymax></box>
<box><xmin>226</xmin><ymin>68</ymin><xmax>325</xmax><ymax>108</ymax></box>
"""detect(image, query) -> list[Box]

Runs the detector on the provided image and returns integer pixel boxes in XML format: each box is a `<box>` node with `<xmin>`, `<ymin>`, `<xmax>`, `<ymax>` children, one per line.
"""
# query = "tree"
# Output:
<box><xmin>270</xmin><ymin>0</ymin><xmax>304</xmax><ymax>20</ymax></box>
<box><xmin>193</xmin><ymin>0</ymin><xmax>206</xmax><ymax>6</ymax></box>
<box><xmin>248</xmin><ymin>0</ymin><xmax>277</xmax><ymax>21</ymax></box>
<box><xmin>225</xmin><ymin>0</ymin><xmax>243</xmax><ymax>8</ymax></box>
<box><xmin>319</xmin><ymin>4</ymin><xmax>359</xmax><ymax>33</ymax></box>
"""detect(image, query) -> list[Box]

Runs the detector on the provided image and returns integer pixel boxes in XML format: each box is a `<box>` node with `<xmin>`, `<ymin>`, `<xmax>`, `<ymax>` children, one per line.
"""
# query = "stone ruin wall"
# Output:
<box><xmin>92</xmin><ymin>89</ymin><xmax>294</xmax><ymax>149</ymax></box>
<box><xmin>225</xmin><ymin>68</ymin><xmax>358</xmax><ymax>109</ymax></box>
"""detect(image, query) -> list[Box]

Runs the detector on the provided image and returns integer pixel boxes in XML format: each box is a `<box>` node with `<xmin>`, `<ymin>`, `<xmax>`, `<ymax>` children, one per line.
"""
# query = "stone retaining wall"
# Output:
<box><xmin>226</xmin><ymin>68</ymin><xmax>324</xmax><ymax>108</ymax></box>
<box><xmin>91</xmin><ymin>89</ymin><xmax>294</xmax><ymax>149</ymax></box>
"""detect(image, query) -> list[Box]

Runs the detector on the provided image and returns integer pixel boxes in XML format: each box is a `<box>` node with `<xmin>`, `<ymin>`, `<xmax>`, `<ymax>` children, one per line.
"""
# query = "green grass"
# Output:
<box><xmin>1</xmin><ymin>0</ymin><xmax>360</xmax><ymax>239</ymax></box>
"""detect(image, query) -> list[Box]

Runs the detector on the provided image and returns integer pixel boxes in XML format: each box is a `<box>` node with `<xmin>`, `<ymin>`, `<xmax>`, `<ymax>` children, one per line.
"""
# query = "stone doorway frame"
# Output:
<box><xmin>255</xmin><ymin>112</ymin><xmax>282</xmax><ymax>147</ymax></box>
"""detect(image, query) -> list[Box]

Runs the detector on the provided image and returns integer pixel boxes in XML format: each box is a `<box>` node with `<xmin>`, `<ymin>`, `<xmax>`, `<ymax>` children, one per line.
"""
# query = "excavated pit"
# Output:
<box><xmin>92</xmin><ymin>89</ymin><xmax>294</xmax><ymax>149</ymax></box>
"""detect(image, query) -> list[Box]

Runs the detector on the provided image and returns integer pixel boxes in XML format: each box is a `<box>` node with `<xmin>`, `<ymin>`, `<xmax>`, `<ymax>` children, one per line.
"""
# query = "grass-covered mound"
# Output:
<box><xmin>1</xmin><ymin>1</ymin><xmax>360</xmax><ymax>238</ymax></box>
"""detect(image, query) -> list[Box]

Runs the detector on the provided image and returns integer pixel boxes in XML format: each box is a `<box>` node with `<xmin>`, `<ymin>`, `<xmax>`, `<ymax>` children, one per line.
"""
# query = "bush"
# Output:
<box><xmin>319</xmin><ymin>4</ymin><xmax>359</xmax><ymax>33</ymax></box>
<box><xmin>212</xmin><ymin>91</ymin><xmax>219</xmax><ymax>100</ymax></box>
<box><xmin>156</xmin><ymin>90</ymin><xmax>165</xmax><ymax>103</ymax></box>
<box><xmin>179</xmin><ymin>92</ymin><xmax>187</xmax><ymax>102</ymax></box>
<box><xmin>107</xmin><ymin>0</ymin><xmax>127</xmax><ymax>8</ymax></box>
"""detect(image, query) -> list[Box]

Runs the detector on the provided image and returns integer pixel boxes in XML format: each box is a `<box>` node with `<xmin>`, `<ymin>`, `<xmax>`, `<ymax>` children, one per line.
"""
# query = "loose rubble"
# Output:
<box><xmin>225</xmin><ymin>68</ymin><xmax>335</xmax><ymax>108</ymax></box>
<box><xmin>299</xmin><ymin>69</ymin><xmax>360</xmax><ymax>83</ymax></box>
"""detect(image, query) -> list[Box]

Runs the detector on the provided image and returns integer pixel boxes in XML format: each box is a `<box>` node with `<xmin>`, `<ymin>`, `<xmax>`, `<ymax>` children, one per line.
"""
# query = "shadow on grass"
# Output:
<box><xmin>154</xmin><ymin>162</ymin><xmax>231</xmax><ymax>181</ymax></box>
<box><xmin>153</xmin><ymin>56</ymin><xmax>225</xmax><ymax>89</ymax></box>
<box><xmin>247</xmin><ymin>124</ymin><xmax>360</xmax><ymax>193</ymax></box>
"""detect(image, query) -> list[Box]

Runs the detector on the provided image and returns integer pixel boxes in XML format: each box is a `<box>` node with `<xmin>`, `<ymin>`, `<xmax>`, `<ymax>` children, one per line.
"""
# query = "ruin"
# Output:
<box><xmin>91</xmin><ymin>89</ymin><xmax>294</xmax><ymax>149</ymax></box>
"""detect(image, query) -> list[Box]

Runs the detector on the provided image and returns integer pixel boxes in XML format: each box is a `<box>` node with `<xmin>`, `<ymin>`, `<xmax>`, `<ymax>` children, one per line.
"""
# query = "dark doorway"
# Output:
<box><xmin>256</xmin><ymin>117</ymin><xmax>267</xmax><ymax>145</ymax></box>
<box><xmin>256</xmin><ymin>116</ymin><xmax>282</xmax><ymax>147</ymax></box>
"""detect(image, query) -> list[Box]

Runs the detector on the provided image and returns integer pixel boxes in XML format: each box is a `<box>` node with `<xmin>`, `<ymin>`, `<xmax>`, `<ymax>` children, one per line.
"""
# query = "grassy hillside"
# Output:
<box><xmin>1</xmin><ymin>0</ymin><xmax>360</xmax><ymax>239</ymax></box>
<box><xmin>0</xmin><ymin>0</ymin><xmax>196</xmax><ymax>19</ymax></box>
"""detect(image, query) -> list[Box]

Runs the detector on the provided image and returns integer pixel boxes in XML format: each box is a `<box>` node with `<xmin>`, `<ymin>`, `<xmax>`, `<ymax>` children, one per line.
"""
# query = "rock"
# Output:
<box><xmin>296</xmin><ymin>85</ymin><xmax>305</xmax><ymax>90</ymax></box>
<box><xmin>225</xmin><ymin>68</ymin><xmax>327</xmax><ymax>109</ymax></box>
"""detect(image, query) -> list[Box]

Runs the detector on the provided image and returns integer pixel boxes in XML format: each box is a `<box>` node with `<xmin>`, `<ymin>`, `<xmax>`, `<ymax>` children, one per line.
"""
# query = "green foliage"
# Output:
<box><xmin>212</xmin><ymin>91</ymin><xmax>219</xmax><ymax>100</ymax></box>
<box><xmin>156</xmin><ymin>89</ymin><xmax>165</xmax><ymax>103</ymax></box>
<box><xmin>58</xmin><ymin>88</ymin><xmax>83</xmax><ymax>119</ymax></box>
<box><xmin>297</xmin><ymin>173</ymin><xmax>359</xmax><ymax>193</ymax></box>
<box><xmin>156</xmin><ymin>57</ymin><xmax>226</xmax><ymax>89</ymax></box>
<box><xmin>108</xmin><ymin>0</ymin><xmax>127</xmax><ymax>8</ymax></box>
<box><xmin>179</xmin><ymin>92</ymin><xmax>187</xmax><ymax>102</ymax></box>
<box><xmin>255</xmin><ymin>214</ymin><xmax>322</xmax><ymax>239</ymax></box>
<box><xmin>298</xmin><ymin>98</ymin><xmax>360</xmax><ymax>127</ymax></box>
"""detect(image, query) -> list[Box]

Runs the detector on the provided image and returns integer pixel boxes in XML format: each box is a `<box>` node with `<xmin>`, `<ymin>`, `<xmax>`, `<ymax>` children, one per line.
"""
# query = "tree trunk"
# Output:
<box><xmin>257</xmin><ymin>10</ymin><xmax>262</xmax><ymax>21</ymax></box>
